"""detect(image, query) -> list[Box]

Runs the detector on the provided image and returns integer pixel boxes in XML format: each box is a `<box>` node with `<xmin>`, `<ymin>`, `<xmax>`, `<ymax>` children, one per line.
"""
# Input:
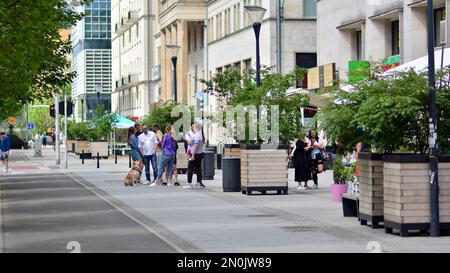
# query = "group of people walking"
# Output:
<box><xmin>291</xmin><ymin>129</ymin><xmax>326</xmax><ymax>190</ymax></box>
<box><xmin>127</xmin><ymin>121</ymin><xmax>206</xmax><ymax>188</ymax></box>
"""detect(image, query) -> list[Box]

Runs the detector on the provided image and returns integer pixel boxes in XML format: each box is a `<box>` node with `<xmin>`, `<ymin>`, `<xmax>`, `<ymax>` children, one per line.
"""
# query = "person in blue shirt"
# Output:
<box><xmin>0</xmin><ymin>132</ymin><xmax>11</xmax><ymax>173</ymax></box>
<box><xmin>128</xmin><ymin>126</ymin><xmax>143</xmax><ymax>183</ymax></box>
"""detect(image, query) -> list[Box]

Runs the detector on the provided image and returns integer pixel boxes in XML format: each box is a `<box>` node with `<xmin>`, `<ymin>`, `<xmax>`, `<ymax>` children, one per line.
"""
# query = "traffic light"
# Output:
<box><xmin>49</xmin><ymin>102</ymin><xmax>73</xmax><ymax>118</ymax></box>
<box><xmin>50</xmin><ymin>104</ymin><xmax>56</xmax><ymax>118</ymax></box>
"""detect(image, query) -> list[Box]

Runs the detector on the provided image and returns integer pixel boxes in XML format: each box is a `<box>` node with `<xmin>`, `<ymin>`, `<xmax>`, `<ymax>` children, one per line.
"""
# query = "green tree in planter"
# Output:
<box><xmin>142</xmin><ymin>101</ymin><xmax>195</xmax><ymax>133</ymax></box>
<box><xmin>205</xmin><ymin>67</ymin><xmax>309</xmax><ymax>144</ymax></box>
<box><xmin>317</xmin><ymin>67</ymin><xmax>450</xmax><ymax>155</ymax></box>
<box><xmin>67</xmin><ymin>121</ymin><xmax>91</xmax><ymax>141</ymax></box>
<box><xmin>89</xmin><ymin>106</ymin><xmax>117</xmax><ymax>141</ymax></box>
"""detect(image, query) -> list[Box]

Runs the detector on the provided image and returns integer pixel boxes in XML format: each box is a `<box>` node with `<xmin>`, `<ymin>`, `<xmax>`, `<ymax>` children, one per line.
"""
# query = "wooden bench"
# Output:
<box><xmin>342</xmin><ymin>193</ymin><xmax>359</xmax><ymax>218</ymax></box>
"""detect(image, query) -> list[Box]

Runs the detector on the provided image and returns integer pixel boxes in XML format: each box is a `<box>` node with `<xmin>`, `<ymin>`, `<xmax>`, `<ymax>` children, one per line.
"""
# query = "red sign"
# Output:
<box><xmin>131</xmin><ymin>116</ymin><xmax>139</xmax><ymax>121</ymax></box>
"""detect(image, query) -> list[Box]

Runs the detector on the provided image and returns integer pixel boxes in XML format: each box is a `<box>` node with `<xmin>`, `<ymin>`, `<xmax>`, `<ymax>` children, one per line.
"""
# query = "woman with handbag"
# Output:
<box><xmin>306</xmin><ymin>129</ymin><xmax>326</xmax><ymax>189</ymax></box>
<box><xmin>291</xmin><ymin>132</ymin><xmax>311</xmax><ymax>190</ymax></box>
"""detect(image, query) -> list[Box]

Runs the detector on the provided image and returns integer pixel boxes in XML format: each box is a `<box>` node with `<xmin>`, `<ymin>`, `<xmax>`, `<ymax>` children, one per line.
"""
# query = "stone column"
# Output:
<box><xmin>177</xmin><ymin>20</ymin><xmax>189</xmax><ymax>104</ymax></box>
<box><xmin>160</xmin><ymin>29</ymin><xmax>167</xmax><ymax>102</ymax></box>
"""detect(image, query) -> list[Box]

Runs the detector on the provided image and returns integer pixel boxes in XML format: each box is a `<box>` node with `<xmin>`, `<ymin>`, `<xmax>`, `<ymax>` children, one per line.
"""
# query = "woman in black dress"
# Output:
<box><xmin>292</xmin><ymin>137</ymin><xmax>311</xmax><ymax>190</ymax></box>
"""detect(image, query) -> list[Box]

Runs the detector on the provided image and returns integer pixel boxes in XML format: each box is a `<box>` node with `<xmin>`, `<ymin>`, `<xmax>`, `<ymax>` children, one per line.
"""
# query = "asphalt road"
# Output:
<box><xmin>0</xmin><ymin>173</ymin><xmax>178</xmax><ymax>253</ymax></box>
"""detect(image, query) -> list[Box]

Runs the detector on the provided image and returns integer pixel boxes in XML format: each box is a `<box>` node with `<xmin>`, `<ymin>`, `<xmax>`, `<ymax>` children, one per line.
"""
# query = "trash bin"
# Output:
<box><xmin>222</xmin><ymin>158</ymin><xmax>241</xmax><ymax>192</ymax></box>
<box><xmin>201</xmin><ymin>151</ymin><xmax>215</xmax><ymax>180</ymax></box>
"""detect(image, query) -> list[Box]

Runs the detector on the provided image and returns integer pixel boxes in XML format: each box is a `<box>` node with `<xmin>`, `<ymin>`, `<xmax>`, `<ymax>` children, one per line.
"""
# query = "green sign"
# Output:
<box><xmin>348</xmin><ymin>61</ymin><xmax>370</xmax><ymax>83</ymax></box>
<box><xmin>382</xmin><ymin>55</ymin><xmax>401</xmax><ymax>71</ymax></box>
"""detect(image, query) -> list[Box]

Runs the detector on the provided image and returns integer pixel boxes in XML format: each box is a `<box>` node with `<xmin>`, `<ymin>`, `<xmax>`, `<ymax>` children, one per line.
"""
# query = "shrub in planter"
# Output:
<box><xmin>317</xmin><ymin>66</ymin><xmax>450</xmax><ymax>232</ymax></box>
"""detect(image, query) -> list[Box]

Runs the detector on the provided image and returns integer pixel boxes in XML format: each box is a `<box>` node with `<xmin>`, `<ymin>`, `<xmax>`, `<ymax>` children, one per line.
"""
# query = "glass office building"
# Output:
<box><xmin>71</xmin><ymin>0</ymin><xmax>112</xmax><ymax>121</ymax></box>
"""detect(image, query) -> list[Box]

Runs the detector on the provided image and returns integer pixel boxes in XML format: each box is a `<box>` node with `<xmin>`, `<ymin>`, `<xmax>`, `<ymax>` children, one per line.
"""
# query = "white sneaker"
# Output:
<box><xmin>310</xmin><ymin>184</ymin><xmax>318</xmax><ymax>189</ymax></box>
<box><xmin>167</xmin><ymin>183</ymin><xmax>172</xmax><ymax>187</ymax></box>
<box><xmin>183</xmin><ymin>184</ymin><xmax>193</xmax><ymax>189</ymax></box>
<box><xmin>297</xmin><ymin>186</ymin><xmax>307</xmax><ymax>190</ymax></box>
<box><xmin>149</xmin><ymin>182</ymin><xmax>159</xmax><ymax>187</ymax></box>
<box><xmin>142</xmin><ymin>180</ymin><xmax>151</xmax><ymax>185</ymax></box>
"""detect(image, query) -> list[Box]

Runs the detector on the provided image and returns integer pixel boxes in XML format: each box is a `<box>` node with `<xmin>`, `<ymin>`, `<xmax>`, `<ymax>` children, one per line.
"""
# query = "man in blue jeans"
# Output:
<box><xmin>0</xmin><ymin>132</ymin><xmax>11</xmax><ymax>173</ymax></box>
<box><xmin>138</xmin><ymin>125</ymin><xmax>158</xmax><ymax>184</ymax></box>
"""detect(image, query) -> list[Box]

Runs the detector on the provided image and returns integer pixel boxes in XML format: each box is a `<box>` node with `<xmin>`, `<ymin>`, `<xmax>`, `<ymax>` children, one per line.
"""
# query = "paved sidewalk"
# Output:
<box><xmin>2</xmin><ymin>148</ymin><xmax>450</xmax><ymax>253</ymax></box>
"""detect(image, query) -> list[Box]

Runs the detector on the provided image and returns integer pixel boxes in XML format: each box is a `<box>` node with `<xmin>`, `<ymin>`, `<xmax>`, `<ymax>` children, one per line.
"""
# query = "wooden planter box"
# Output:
<box><xmin>223</xmin><ymin>144</ymin><xmax>241</xmax><ymax>158</ymax></box>
<box><xmin>383</xmin><ymin>154</ymin><xmax>450</xmax><ymax>236</ymax></box>
<box><xmin>240</xmin><ymin>144</ymin><xmax>289</xmax><ymax>195</ymax></box>
<box><xmin>67</xmin><ymin>139</ymin><xmax>76</xmax><ymax>153</ymax></box>
<box><xmin>358</xmin><ymin>153</ymin><xmax>384</xmax><ymax>228</ymax></box>
<box><xmin>90</xmin><ymin>141</ymin><xmax>109</xmax><ymax>158</ymax></box>
<box><xmin>75</xmin><ymin>140</ymin><xmax>91</xmax><ymax>154</ymax></box>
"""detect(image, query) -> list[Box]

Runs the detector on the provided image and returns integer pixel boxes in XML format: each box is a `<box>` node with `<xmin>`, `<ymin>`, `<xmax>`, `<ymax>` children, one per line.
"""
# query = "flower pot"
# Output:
<box><xmin>331</xmin><ymin>184</ymin><xmax>349</xmax><ymax>202</ymax></box>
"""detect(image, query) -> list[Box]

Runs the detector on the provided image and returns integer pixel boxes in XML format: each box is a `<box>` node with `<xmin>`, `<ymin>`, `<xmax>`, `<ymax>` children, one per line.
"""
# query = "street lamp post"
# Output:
<box><xmin>96</xmin><ymin>84</ymin><xmax>103</xmax><ymax>141</ymax></box>
<box><xmin>166</xmin><ymin>45</ymin><xmax>181</xmax><ymax>102</ymax></box>
<box><xmin>245</xmin><ymin>5</ymin><xmax>267</xmax><ymax>87</ymax></box>
<box><xmin>427</xmin><ymin>0</ymin><xmax>440</xmax><ymax>237</ymax></box>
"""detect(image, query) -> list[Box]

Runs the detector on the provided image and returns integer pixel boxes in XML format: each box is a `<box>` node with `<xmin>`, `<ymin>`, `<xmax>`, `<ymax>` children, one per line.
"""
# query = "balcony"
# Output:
<box><xmin>114</xmin><ymin>22</ymin><xmax>126</xmax><ymax>35</ymax></box>
<box><xmin>159</xmin><ymin>0</ymin><xmax>205</xmax><ymax>30</ymax></box>
<box><xmin>128</xmin><ymin>74</ymin><xmax>139</xmax><ymax>85</ymax></box>
<box><xmin>121</xmin><ymin>76</ymin><xmax>130</xmax><ymax>86</ymax></box>
<box><xmin>127</xmin><ymin>10</ymin><xmax>139</xmax><ymax>24</ymax></box>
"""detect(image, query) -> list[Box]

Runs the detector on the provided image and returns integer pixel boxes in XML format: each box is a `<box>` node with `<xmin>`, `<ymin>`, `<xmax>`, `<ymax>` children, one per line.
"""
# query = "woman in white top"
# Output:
<box><xmin>305</xmin><ymin>129</ymin><xmax>326</xmax><ymax>189</ymax></box>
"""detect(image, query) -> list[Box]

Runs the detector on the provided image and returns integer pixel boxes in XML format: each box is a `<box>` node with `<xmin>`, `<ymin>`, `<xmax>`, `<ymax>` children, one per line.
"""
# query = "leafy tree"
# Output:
<box><xmin>317</xmin><ymin>67</ymin><xmax>450</xmax><ymax>155</ymax></box>
<box><xmin>205</xmin><ymin>67</ymin><xmax>309</xmax><ymax>144</ymax></box>
<box><xmin>142</xmin><ymin>101</ymin><xmax>195</xmax><ymax>132</ymax></box>
<box><xmin>0</xmin><ymin>0</ymin><xmax>89</xmax><ymax>120</ymax></box>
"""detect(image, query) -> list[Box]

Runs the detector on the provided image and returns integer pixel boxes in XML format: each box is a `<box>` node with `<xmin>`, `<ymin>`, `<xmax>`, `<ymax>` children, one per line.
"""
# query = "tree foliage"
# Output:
<box><xmin>0</xmin><ymin>0</ymin><xmax>89</xmax><ymax>120</ymax></box>
<box><xmin>142</xmin><ymin>101</ymin><xmax>195</xmax><ymax>132</ymax></box>
<box><xmin>317</xmin><ymin>67</ymin><xmax>450</xmax><ymax>155</ymax></box>
<box><xmin>204</xmin><ymin>67</ymin><xmax>309</xmax><ymax>144</ymax></box>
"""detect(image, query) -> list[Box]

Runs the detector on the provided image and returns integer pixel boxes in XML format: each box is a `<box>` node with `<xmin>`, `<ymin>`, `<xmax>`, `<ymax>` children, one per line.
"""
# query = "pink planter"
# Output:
<box><xmin>331</xmin><ymin>184</ymin><xmax>349</xmax><ymax>202</ymax></box>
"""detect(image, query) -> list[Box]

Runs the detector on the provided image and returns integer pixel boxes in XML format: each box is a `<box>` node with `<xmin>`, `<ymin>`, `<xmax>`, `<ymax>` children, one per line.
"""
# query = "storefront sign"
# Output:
<box><xmin>348</xmin><ymin>61</ymin><xmax>370</xmax><ymax>83</ymax></box>
<box><xmin>307</xmin><ymin>63</ymin><xmax>336</xmax><ymax>90</ymax></box>
<box><xmin>8</xmin><ymin>117</ymin><xmax>16</xmax><ymax>125</ymax></box>
<box><xmin>382</xmin><ymin>55</ymin><xmax>401</xmax><ymax>72</ymax></box>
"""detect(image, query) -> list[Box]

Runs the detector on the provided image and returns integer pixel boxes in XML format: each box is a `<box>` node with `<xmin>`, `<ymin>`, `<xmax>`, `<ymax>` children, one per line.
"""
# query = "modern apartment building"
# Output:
<box><xmin>111</xmin><ymin>0</ymin><xmax>160</xmax><ymax>119</ymax></box>
<box><xmin>157</xmin><ymin>0</ymin><xmax>317</xmax><ymax>143</ymax></box>
<box><xmin>71</xmin><ymin>0</ymin><xmax>112</xmax><ymax>121</ymax></box>
<box><xmin>317</xmin><ymin>0</ymin><xmax>448</xmax><ymax>81</ymax></box>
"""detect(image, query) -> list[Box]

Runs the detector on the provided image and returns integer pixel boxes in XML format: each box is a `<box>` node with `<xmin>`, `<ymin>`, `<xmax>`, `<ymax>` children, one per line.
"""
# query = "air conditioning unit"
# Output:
<box><xmin>440</xmin><ymin>20</ymin><xmax>447</xmax><ymax>46</ymax></box>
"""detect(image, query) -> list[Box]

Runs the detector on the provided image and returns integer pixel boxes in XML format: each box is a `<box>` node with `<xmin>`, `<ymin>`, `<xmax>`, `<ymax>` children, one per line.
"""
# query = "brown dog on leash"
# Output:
<box><xmin>124</xmin><ymin>164</ymin><xmax>142</xmax><ymax>186</ymax></box>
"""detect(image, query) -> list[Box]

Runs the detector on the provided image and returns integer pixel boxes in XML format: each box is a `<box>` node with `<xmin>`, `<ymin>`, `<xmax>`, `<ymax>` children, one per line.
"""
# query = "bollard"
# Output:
<box><xmin>97</xmin><ymin>152</ymin><xmax>100</xmax><ymax>169</ymax></box>
<box><xmin>129</xmin><ymin>152</ymin><xmax>132</xmax><ymax>168</ymax></box>
<box><xmin>82</xmin><ymin>150</ymin><xmax>85</xmax><ymax>165</ymax></box>
<box><xmin>115</xmin><ymin>153</ymin><xmax>117</xmax><ymax>164</ymax></box>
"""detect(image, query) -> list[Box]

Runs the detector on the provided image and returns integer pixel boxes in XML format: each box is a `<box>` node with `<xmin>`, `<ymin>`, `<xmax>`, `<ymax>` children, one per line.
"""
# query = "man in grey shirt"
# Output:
<box><xmin>183</xmin><ymin>123</ymin><xmax>205</xmax><ymax>188</ymax></box>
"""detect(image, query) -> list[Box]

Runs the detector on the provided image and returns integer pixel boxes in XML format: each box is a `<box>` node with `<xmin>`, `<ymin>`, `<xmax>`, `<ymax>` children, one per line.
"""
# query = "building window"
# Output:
<box><xmin>296</xmin><ymin>53</ymin><xmax>317</xmax><ymax>88</ymax></box>
<box><xmin>356</xmin><ymin>30</ymin><xmax>362</xmax><ymax>61</ymax></box>
<box><xmin>391</xmin><ymin>20</ymin><xmax>400</xmax><ymax>56</ymax></box>
<box><xmin>243</xmin><ymin>59</ymin><xmax>252</xmax><ymax>75</ymax></box>
<box><xmin>303</xmin><ymin>0</ymin><xmax>317</xmax><ymax>18</ymax></box>
<box><xmin>435</xmin><ymin>8</ymin><xmax>447</xmax><ymax>46</ymax></box>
